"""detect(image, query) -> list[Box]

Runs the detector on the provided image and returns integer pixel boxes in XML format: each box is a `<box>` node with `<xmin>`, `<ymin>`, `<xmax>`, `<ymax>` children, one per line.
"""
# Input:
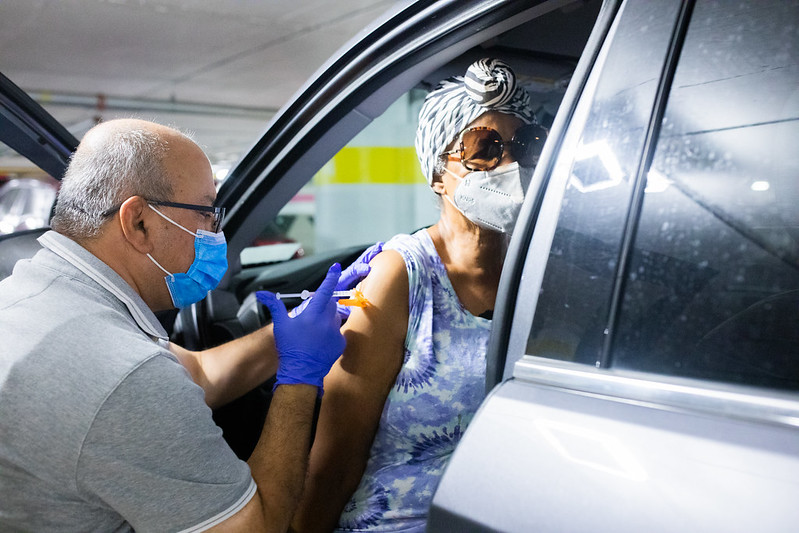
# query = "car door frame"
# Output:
<box><xmin>215</xmin><ymin>0</ymin><xmax>603</xmax><ymax>276</ymax></box>
<box><xmin>0</xmin><ymin>72</ymin><xmax>77</xmax><ymax>181</ymax></box>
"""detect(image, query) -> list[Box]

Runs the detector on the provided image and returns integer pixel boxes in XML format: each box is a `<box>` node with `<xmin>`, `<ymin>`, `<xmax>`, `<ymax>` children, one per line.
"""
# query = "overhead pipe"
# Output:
<box><xmin>26</xmin><ymin>90</ymin><xmax>277</xmax><ymax>119</ymax></box>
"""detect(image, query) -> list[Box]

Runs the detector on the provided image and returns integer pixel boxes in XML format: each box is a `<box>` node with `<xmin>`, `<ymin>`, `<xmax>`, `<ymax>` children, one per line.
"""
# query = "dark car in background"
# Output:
<box><xmin>2</xmin><ymin>0</ymin><xmax>797</xmax><ymax>530</ymax></box>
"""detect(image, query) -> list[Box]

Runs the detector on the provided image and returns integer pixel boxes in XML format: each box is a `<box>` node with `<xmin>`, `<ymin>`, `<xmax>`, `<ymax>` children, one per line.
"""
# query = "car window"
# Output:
<box><xmin>524</xmin><ymin>0</ymin><xmax>799</xmax><ymax>392</ymax></box>
<box><xmin>240</xmin><ymin>89</ymin><xmax>440</xmax><ymax>266</ymax></box>
<box><xmin>611</xmin><ymin>0</ymin><xmax>799</xmax><ymax>391</ymax></box>
<box><xmin>240</xmin><ymin>2</ymin><xmax>602</xmax><ymax>271</ymax></box>
<box><xmin>524</xmin><ymin>0</ymin><xmax>683</xmax><ymax>364</ymax></box>
<box><xmin>243</xmin><ymin>47</ymin><xmax>579</xmax><ymax>267</ymax></box>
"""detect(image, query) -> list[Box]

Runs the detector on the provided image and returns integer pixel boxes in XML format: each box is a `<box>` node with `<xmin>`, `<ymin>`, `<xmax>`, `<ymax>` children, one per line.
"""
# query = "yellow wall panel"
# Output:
<box><xmin>314</xmin><ymin>146</ymin><xmax>425</xmax><ymax>185</ymax></box>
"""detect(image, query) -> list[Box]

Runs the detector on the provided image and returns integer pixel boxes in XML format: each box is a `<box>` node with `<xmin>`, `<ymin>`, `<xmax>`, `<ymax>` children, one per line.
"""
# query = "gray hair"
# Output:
<box><xmin>51</xmin><ymin>126</ymin><xmax>174</xmax><ymax>239</ymax></box>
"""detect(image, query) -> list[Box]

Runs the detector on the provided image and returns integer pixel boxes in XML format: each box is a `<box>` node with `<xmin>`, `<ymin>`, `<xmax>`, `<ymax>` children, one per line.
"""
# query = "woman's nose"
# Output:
<box><xmin>500</xmin><ymin>146</ymin><xmax>516</xmax><ymax>166</ymax></box>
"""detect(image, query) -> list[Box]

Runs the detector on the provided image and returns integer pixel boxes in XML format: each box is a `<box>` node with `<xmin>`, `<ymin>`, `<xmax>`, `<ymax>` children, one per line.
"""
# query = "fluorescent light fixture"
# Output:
<box><xmin>750</xmin><ymin>181</ymin><xmax>770</xmax><ymax>192</ymax></box>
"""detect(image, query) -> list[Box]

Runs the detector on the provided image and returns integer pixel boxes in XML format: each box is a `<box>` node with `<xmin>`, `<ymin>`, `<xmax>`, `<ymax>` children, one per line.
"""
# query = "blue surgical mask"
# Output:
<box><xmin>147</xmin><ymin>204</ymin><xmax>228</xmax><ymax>309</ymax></box>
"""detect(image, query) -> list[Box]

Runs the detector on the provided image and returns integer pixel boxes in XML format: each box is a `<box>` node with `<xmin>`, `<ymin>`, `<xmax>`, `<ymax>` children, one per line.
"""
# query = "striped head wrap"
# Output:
<box><xmin>415</xmin><ymin>58</ymin><xmax>535</xmax><ymax>185</ymax></box>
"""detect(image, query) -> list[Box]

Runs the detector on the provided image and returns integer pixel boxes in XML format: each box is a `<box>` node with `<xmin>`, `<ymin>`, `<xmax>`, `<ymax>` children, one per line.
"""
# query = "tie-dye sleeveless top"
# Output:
<box><xmin>336</xmin><ymin>229</ymin><xmax>492</xmax><ymax>533</ymax></box>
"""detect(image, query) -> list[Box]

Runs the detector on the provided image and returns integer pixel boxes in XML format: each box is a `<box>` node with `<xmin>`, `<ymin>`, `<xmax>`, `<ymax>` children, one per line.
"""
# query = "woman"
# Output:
<box><xmin>292</xmin><ymin>58</ymin><xmax>546</xmax><ymax>532</ymax></box>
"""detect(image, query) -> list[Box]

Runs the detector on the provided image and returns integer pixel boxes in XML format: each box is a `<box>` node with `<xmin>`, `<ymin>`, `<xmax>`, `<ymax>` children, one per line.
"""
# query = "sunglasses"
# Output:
<box><xmin>103</xmin><ymin>199</ymin><xmax>226</xmax><ymax>233</ymax></box>
<box><xmin>441</xmin><ymin>124</ymin><xmax>548</xmax><ymax>171</ymax></box>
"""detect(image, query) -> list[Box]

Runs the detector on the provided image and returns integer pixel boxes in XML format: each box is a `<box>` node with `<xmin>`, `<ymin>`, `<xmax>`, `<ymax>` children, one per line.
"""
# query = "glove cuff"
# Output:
<box><xmin>274</xmin><ymin>352</ymin><xmax>328</xmax><ymax>396</ymax></box>
<box><xmin>272</xmin><ymin>378</ymin><xmax>324</xmax><ymax>397</ymax></box>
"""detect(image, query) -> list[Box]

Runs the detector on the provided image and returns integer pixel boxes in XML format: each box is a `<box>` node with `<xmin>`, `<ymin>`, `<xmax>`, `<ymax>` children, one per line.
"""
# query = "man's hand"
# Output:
<box><xmin>289</xmin><ymin>242</ymin><xmax>384</xmax><ymax>320</ymax></box>
<box><xmin>338</xmin><ymin>242</ymin><xmax>383</xmax><ymax>290</ymax></box>
<box><xmin>256</xmin><ymin>264</ymin><xmax>346</xmax><ymax>395</ymax></box>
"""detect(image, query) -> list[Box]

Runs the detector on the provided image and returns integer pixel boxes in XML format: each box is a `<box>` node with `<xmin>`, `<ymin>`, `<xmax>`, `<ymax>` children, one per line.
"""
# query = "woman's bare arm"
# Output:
<box><xmin>290</xmin><ymin>250</ymin><xmax>409</xmax><ymax>532</ymax></box>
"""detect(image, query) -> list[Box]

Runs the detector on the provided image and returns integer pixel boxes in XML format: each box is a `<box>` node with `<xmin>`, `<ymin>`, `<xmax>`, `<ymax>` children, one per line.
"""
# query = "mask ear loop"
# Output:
<box><xmin>147</xmin><ymin>252</ymin><xmax>175</xmax><ymax>279</ymax></box>
<box><xmin>443</xmin><ymin>167</ymin><xmax>465</xmax><ymax>181</ymax></box>
<box><xmin>441</xmin><ymin>167</ymin><xmax>468</xmax><ymax>214</ymax></box>
<box><xmin>147</xmin><ymin>204</ymin><xmax>189</xmax><ymax>279</ymax></box>
<box><xmin>149</xmin><ymin>204</ymin><xmax>199</xmax><ymax>238</ymax></box>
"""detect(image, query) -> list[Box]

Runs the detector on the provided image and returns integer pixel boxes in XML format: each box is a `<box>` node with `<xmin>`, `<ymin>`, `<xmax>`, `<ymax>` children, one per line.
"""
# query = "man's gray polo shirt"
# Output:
<box><xmin>0</xmin><ymin>231</ymin><xmax>255</xmax><ymax>532</ymax></box>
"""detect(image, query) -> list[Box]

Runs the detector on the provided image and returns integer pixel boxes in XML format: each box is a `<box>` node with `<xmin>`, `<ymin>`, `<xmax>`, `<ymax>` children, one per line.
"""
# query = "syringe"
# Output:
<box><xmin>276</xmin><ymin>290</ymin><xmax>353</xmax><ymax>300</ymax></box>
<box><xmin>276</xmin><ymin>288</ymin><xmax>369</xmax><ymax>308</ymax></box>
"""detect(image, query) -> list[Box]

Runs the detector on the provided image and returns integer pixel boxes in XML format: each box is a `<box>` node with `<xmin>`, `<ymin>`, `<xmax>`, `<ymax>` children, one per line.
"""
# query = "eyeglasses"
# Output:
<box><xmin>103</xmin><ymin>199</ymin><xmax>226</xmax><ymax>233</ymax></box>
<box><xmin>150</xmin><ymin>200</ymin><xmax>225</xmax><ymax>233</ymax></box>
<box><xmin>440</xmin><ymin>124</ymin><xmax>548</xmax><ymax>171</ymax></box>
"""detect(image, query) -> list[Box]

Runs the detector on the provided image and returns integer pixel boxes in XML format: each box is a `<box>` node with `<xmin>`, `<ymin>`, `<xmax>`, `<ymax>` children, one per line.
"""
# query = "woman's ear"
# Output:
<box><xmin>118</xmin><ymin>196</ymin><xmax>154</xmax><ymax>254</ymax></box>
<box><xmin>433</xmin><ymin>165</ymin><xmax>457</xmax><ymax>195</ymax></box>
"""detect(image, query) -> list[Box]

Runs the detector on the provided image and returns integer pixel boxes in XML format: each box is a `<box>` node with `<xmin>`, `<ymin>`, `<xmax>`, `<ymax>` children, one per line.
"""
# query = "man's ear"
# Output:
<box><xmin>118</xmin><ymin>196</ymin><xmax>154</xmax><ymax>254</ymax></box>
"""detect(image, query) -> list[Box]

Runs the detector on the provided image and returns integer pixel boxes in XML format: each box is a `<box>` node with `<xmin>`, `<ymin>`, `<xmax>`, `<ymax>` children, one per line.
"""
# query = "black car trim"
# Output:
<box><xmin>0</xmin><ymin>72</ymin><xmax>78</xmax><ymax>180</ymax></box>
<box><xmin>601</xmin><ymin>0</ymin><xmax>697</xmax><ymax>367</ymax></box>
<box><xmin>485</xmin><ymin>0</ymin><xmax>623</xmax><ymax>392</ymax></box>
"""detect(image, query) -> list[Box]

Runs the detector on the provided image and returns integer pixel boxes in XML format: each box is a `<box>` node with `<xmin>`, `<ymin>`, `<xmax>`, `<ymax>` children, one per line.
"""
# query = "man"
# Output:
<box><xmin>0</xmin><ymin>119</ymin><xmax>370</xmax><ymax>531</ymax></box>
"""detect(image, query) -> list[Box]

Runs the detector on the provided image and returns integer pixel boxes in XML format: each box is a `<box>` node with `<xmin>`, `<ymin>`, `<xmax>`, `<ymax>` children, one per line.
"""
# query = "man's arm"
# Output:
<box><xmin>209</xmin><ymin>264</ymin><xmax>347</xmax><ymax>532</ymax></box>
<box><xmin>207</xmin><ymin>383</ymin><xmax>318</xmax><ymax>533</ymax></box>
<box><xmin>172</xmin><ymin>243</ymin><xmax>383</xmax><ymax>410</ymax></box>
<box><xmin>170</xmin><ymin>326</ymin><xmax>278</xmax><ymax>409</ymax></box>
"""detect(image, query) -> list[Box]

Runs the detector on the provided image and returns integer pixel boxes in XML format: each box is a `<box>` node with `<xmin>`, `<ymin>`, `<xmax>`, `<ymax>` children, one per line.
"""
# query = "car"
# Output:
<box><xmin>1</xmin><ymin>0</ymin><xmax>797</xmax><ymax>530</ymax></box>
<box><xmin>0</xmin><ymin>177</ymin><xmax>58</xmax><ymax>235</ymax></box>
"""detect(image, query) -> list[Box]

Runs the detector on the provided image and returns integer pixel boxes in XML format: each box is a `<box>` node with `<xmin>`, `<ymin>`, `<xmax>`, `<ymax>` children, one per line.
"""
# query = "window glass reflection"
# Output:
<box><xmin>526</xmin><ymin>0</ymin><xmax>683</xmax><ymax>364</ymax></box>
<box><xmin>612</xmin><ymin>0</ymin><xmax>799</xmax><ymax>391</ymax></box>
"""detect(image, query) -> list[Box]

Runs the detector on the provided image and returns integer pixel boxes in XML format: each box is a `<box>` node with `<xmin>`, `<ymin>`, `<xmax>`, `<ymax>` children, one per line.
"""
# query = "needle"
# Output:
<box><xmin>276</xmin><ymin>290</ymin><xmax>354</xmax><ymax>300</ymax></box>
<box><xmin>275</xmin><ymin>289</ymin><xmax>369</xmax><ymax>307</ymax></box>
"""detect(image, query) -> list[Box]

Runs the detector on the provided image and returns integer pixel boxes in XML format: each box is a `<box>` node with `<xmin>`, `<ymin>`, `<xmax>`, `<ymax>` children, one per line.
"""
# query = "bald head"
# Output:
<box><xmin>51</xmin><ymin>119</ymin><xmax>208</xmax><ymax>241</ymax></box>
<box><xmin>78</xmin><ymin>119</ymin><xmax>200</xmax><ymax>155</ymax></box>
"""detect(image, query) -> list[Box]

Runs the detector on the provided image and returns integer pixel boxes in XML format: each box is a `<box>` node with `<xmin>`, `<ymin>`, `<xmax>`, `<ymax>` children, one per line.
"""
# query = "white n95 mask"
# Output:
<box><xmin>443</xmin><ymin>162</ymin><xmax>532</xmax><ymax>234</ymax></box>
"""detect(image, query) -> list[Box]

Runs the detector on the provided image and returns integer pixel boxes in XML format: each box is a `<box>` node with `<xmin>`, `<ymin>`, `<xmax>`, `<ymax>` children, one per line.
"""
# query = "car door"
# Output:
<box><xmin>429</xmin><ymin>0</ymin><xmax>799</xmax><ymax>531</ymax></box>
<box><xmin>0</xmin><ymin>72</ymin><xmax>77</xmax><ymax>278</ymax></box>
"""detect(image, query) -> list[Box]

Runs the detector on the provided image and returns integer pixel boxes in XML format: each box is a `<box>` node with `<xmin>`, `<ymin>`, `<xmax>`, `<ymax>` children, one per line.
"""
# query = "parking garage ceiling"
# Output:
<box><xmin>0</xmin><ymin>0</ymin><xmax>398</xmax><ymax>175</ymax></box>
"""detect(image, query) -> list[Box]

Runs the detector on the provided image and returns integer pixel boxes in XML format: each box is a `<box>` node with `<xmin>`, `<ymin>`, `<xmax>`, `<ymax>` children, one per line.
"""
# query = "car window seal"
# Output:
<box><xmin>600</xmin><ymin>0</ymin><xmax>698</xmax><ymax>369</ymax></box>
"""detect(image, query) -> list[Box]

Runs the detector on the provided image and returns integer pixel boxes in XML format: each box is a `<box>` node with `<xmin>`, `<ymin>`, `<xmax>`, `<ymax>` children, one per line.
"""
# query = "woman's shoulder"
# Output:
<box><xmin>384</xmin><ymin>229</ymin><xmax>438</xmax><ymax>271</ymax></box>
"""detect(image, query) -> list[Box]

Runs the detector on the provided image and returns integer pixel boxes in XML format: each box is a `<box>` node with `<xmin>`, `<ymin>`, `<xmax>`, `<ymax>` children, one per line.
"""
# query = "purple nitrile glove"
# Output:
<box><xmin>338</xmin><ymin>242</ymin><xmax>384</xmax><ymax>290</ymax></box>
<box><xmin>256</xmin><ymin>263</ymin><xmax>346</xmax><ymax>395</ymax></box>
<box><xmin>288</xmin><ymin>241</ymin><xmax>384</xmax><ymax>320</ymax></box>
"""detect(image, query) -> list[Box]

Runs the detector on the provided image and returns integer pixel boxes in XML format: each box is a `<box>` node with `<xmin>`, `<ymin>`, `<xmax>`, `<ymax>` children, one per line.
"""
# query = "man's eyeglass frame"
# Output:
<box><xmin>103</xmin><ymin>199</ymin><xmax>226</xmax><ymax>233</ymax></box>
